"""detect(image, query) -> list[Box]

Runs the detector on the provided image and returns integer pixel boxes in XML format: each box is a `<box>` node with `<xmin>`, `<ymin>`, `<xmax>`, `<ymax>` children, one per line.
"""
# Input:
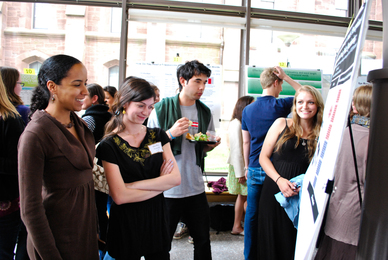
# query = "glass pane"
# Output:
<box><xmin>125</xmin><ymin>21</ymin><xmax>241</xmax><ymax>173</ymax></box>
<box><xmin>29</xmin><ymin>61</ymin><xmax>42</xmax><ymax>75</ymax></box>
<box><xmin>111</xmin><ymin>7</ymin><xmax>122</xmax><ymax>33</ymax></box>
<box><xmin>250</xmin><ymin>29</ymin><xmax>347</xmax><ymax>101</ymax></box>
<box><xmin>34</xmin><ymin>3</ymin><xmax>51</xmax><ymax>29</ymax></box>
<box><xmin>166</xmin><ymin>0</ymin><xmax>243</xmax><ymax>6</ymax></box>
<box><xmin>108</xmin><ymin>66</ymin><xmax>119</xmax><ymax>88</ymax></box>
<box><xmin>370</xmin><ymin>0</ymin><xmax>383</xmax><ymax>21</ymax></box>
<box><xmin>360</xmin><ymin>39</ymin><xmax>383</xmax><ymax>76</ymax></box>
<box><xmin>252</xmin><ymin>0</ymin><xmax>349</xmax><ymax>17</ymax></box>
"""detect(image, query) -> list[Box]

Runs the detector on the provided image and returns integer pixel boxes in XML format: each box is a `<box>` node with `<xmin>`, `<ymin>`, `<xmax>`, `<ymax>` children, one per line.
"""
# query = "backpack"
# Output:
<box><xmin>209</xmin><ymin>204</ymin><xmax>235</xmax><ymax>234</ymax></box>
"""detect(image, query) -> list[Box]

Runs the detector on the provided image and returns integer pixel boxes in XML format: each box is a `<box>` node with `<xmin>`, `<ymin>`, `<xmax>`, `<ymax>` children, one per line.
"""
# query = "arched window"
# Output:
<box><xmin>109</xmin><ymin>66</ymin><xmax>119</xmax><ymax>88</ymax></box>
<box><xmin>29</xmin><ymin>61</ymin><xmax>42</xmax><ymax>75</ymax></box>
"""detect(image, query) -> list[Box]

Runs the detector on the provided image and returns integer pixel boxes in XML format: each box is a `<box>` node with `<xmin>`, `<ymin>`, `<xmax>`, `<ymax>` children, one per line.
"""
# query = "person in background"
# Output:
<box><xmin>82</xmin><ymin>83</ymin><xmax>112</xmax><ymax>143</ymax></box>
<box><xmin>314</xmin><ymin>85</ymin><xmax>372</xmax><ymax>260</ymax></box>
<box><xmin>258</xmin><ymin>85</ymin><xmax>324</xmax><ymax>259</ymax></box>
<box><xmin>242</xmin><ymin>66</ymin><xmax>301</xmax><ymax>260</ymax></box>
<box><xmin>18</xmin><ymin>54</ymin><xmax>99</xmax><ymax>260</ymax></box>
<box><xmin>150</xmin><ymin>83</ymin><xmax>160</xmax><ymax>103</ymax></box>
<box><xmin>103</xmin><ymin>85</ymin><xmax>118</xmax><ymax>217</ymax></box>
<box><xmin>96</xmin><ymin>77</ymin><xmax>180</xmax><ymax>260</ymax></box>
<box><xmin>81</xmin><ymin>83</ymin><xmax>113</xmax><ymax>258</ymax></box>
<box><xmin>148</xmin><ymin>60</ymin><xmax>221</xmax><ymax>260</ymax></box>
<box><xmin>145</xmin><ymin>82</ymin><xmax>191</xmax><ymax>243</ymax></box>
<box><xmin>1</xmin><ymin>66</ymin><xmax>30</xmax><ymax>260</ymax></box>
<box><xmin>104</xmin><ymin>86</ymin><xmax>117</xmax><ymax>114</ymax></box>
<box><xmin>0</xmin><ymin>74</ymin><xmax>27</xmax><ymax>260</ymax></box>
<box><xmin>143</xmin><ymin>82</ymin><xmax>160</xmax><ymax>126</ymax></box>
<box><xmin>227</xmin><ymin>96</ymin><xmax>254</xmax><ymax>236</ymax></box>
<box><xmin>1</xmin><ymin>66</ymin><xmax>30</xmax><ymax>125</ymax></box>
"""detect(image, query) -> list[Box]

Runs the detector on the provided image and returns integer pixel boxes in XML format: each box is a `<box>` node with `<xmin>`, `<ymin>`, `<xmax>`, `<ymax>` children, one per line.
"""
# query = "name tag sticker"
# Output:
<box><xmin>148</xmin><ymin>142</ymin><xmax>163</xmax><ymax>155</ymax></box>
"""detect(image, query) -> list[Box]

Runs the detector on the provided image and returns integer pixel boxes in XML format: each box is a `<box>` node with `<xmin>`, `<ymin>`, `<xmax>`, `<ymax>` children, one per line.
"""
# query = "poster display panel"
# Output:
<box><xmin>295</xmin><ymin>1</ymin><xmax>372</xmax><ymax>259</ymax></box>
<box><xmin>246</xmin><ymin>66</ymin><xmax>322</xmax><ymax>97</ymax></box>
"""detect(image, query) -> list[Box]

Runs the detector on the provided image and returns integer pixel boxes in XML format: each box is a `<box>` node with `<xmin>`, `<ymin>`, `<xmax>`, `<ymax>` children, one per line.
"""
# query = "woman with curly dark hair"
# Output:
<box><xmin>18</xmin><ymin>54</ymin><xmax>99</xmax><ymax>260</ymax></box>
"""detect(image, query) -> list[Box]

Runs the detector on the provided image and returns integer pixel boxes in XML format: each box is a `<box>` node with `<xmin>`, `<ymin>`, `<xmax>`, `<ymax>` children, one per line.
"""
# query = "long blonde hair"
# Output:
<box><xmin>274</xmin><ymin>85</ymin><xmax>324</xmax><ymax>161</ymax></box>
<box><xmin>0</xmin><ymin>73</ymin><xmax>19</xmax><ymax>120</ymax></box>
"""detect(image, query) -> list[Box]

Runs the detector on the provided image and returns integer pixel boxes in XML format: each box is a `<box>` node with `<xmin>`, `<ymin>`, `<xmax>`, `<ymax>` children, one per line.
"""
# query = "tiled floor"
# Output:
<box><xmin>170</xmin><ymin>230</ymin><xmax>245</xmax><ymax>260</ymax></box>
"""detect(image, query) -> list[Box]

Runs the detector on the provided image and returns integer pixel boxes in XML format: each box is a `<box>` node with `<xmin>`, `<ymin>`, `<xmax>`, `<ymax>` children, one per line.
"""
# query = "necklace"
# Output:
<box><xmin>62</xmin><ymin>119</ymin><xmax>74</xmax><ymax>128</ymax></box>
<box><xmin>302</xmin><ymin>139</ymin><xmax>307</xmax><ymax>146</ymax></box>
<box><xmin>44</xmin><ymin>110</ymin><xmax>74</xmax><ymax>128</ymax></box>
<box><xmin>123</xmin><ymin>125</ymin><xmax>146</xmax><ymax>137</ymax></box>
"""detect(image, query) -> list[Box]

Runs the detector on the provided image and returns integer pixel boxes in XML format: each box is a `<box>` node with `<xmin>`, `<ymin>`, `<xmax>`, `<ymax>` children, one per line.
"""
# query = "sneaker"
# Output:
<box><xmin>173</xmin><ymin>222</ymin><xmax>189</xmax><ymax>240</ymax></box>
<box><xmin>188</xmin><ymin>236</ymin><xmax>194</xmax><ymax>244</ymax></box>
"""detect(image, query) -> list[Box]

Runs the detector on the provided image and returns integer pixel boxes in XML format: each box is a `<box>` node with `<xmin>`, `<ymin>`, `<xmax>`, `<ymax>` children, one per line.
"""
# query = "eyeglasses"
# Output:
<box><xmin>17</xmin><ymin>82</ymin><xmax>25</xmax><ymax>87</ymax></box>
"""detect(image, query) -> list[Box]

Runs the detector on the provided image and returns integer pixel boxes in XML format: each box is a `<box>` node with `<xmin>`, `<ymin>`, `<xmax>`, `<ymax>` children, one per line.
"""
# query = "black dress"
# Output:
<box><xmin>96</xmin><ymin>128</ymin><xmax>170</xmax><ymax>259</ymax></box>
<box><xmin>257</xmin><ymin>126</ymin><xmax>309</xmax><ymax>260</ymax></box>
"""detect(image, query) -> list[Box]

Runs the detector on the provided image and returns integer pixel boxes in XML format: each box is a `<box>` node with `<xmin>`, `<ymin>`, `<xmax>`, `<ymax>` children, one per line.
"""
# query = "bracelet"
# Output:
<box><xmin>275</xmin><ymin>176</ymin><xmax>282</xmax><ymax>183</ymax></box>
<box><xmin>168</xmin><ymin>129</ymin><xmax>175</xmax><ymax>140</ymax></box>
<box><xmin>244</xmin><ymin>167</ymin><xmax>248</xmax><ymax>171</ymax></box>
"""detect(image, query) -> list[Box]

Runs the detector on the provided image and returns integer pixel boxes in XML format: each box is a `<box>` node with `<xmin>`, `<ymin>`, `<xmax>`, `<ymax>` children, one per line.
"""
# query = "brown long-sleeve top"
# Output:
<box><xmin>18</xmin><ymin>110</ymin><xmax>99</xmax><ymax>260</ymax></box>
<box><xmin>324</xmin><ymin>124</ymin><xmax>369</xmax><ymax>246</ymax></box>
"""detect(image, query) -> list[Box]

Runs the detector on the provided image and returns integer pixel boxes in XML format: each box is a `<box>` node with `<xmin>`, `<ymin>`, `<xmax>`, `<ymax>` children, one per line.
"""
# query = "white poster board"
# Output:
<box><xmin>127</xmin><ymin>62</ymin><xmax>223</xmax><ymax>128</ymax></box>
<box><xmin>295</xmin><ymin>1</ymin><xmax>372</xmax><ymax>259</ymax></box>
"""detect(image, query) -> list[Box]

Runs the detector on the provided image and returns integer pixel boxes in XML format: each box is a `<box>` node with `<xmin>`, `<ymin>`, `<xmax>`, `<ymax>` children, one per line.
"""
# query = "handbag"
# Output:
<box><xmin>93</xmin><ymin>143</ymin><xmax>109</xmax><ymax>194</ymax></box>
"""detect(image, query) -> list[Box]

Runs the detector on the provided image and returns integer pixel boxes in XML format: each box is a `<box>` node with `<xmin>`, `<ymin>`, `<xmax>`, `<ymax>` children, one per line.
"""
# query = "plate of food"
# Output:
<box><xmin>186</xmin><ymin>132</ymin><xmax>217</xmax><ymax>144</ymax></box>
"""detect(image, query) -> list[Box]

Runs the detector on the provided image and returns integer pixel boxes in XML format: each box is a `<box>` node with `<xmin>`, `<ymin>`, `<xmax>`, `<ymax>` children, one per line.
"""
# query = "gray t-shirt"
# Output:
<box><xmin>147</xmin><ymin>104</ymin><xmax>215</xmax><ymax>198</ymax></box>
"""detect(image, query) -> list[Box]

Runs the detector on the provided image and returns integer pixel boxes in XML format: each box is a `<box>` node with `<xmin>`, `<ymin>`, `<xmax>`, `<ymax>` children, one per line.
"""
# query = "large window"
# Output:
<box><xmin>1</xmin><ymin>1</ymin><xmax>383</xmax><ymax>173</ymax></box>
<box><xmin>33</xmin><ymin>3</ymin><xmax>51</xmax><ymax>29</ymax></box>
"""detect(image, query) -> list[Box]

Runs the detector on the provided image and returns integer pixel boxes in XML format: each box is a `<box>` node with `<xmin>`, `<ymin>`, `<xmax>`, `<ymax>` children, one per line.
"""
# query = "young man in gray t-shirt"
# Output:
<box><xmin>148</xmin><ymin>60</ymin><xmax>220</xmax><ymax>260</ymax></box>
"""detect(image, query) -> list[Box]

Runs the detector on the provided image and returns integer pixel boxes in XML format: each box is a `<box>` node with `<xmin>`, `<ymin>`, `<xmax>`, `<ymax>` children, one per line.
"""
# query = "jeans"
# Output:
<box><xmin>107</xmin><ymin>195</ymin><xmax>113</xmax><ymax>215</ymax></box>
<box><xmin>244</xmin><ymin>167</ymin><xmax>265</xmax><ymax>260</ymax></box>
<box><xmin>0</xmin><ymin>210</ymin><xmax>28</xmax><ymax>260</ymax></box>
<box><xmin>165</xmin><ymin>192</ymin><xmax>212</xmax><ymax>260</ymax></box>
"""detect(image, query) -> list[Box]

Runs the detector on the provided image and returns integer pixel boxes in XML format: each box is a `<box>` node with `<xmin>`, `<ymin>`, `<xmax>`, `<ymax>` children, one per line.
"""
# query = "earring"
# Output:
<box><xmin>52</xmin><ymin>95</ymin><xmax>55</xmax><ymax>101</ymax></box>
<box><xmin>122</xmin><ymin>109</ymin><xmax>126</xmax><ymax>114</ymax></box>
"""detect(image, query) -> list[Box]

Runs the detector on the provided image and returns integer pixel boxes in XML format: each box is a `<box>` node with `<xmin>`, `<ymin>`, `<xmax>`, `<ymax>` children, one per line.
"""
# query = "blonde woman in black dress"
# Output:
<box><xmin>258</xmin><ymin>85</ymin><xmax>324</xmax><ymax>259</ymax></box>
